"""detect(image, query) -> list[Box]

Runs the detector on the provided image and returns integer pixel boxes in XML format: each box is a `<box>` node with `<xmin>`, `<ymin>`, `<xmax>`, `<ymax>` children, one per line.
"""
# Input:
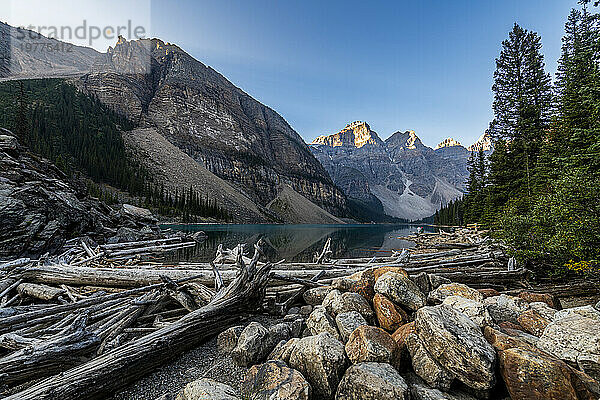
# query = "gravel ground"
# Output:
<box><xmin>112</xmin><ymin>314</ymin><xmax>282</xmax><ymax>400</ymax></box>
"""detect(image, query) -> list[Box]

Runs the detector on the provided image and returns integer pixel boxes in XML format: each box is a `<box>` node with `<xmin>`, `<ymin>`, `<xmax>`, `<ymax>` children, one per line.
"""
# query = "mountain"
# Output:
<box><xmin>0</xmin><ymin>22</ymin><xmax>100</xmax><ymax>80</ymax></box>
<box><xmin>310</xmin><ymin>122</ymin><xmax>467</xmax><ymax>220</ymax></box>
<box><xmin>79</xmin><ymin>37</ymin><xmax>346</xmax><ymax>220</ymax></box>
<box><xmin>1</xmin><ymin>20</ymin><xmax>347</xmax><ymax>223</ymax></box>
<box><xmin>468</xmin><ymin>131</ymin><xmax>494</xmax><ymax>153</ymax></box>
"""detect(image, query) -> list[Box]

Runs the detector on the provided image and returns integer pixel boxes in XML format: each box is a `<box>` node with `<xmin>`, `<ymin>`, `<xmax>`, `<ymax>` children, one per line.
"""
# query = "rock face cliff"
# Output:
<box><xmin>80</xmin><ymin>37</ymin><xmax>346</xmax><ymax>217</ymax></box>
<box><xmin>310</xmin><ymin>122</ymin><xmax>469</xmax><ymax>221</ymax></box>
<box><xmin>0</xmin><ymin>130</ymin><xmax>113</xmax><ymax>257</ymax></box>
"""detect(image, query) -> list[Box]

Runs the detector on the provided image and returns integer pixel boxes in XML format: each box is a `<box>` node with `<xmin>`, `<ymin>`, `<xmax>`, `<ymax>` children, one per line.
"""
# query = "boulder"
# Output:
<box><xmin>373</xmin><ymin>293</ymin><xmax>408</xmax><ymax>332</ymax></box>
<box><xmin>335</xmin><ymin>311</ymin><xmax>367</xmax><ymax>343</ymax></box>
<box><xmin>485</xmin><ymin>326</ymin><xmax>600</xmax><ymax>400</ymax></box>
<box><xmin>518</xmin><ymin>291</ymin><xmax>560</xmax><ymax>309</ymax></box>
<box><xmin>303</xmin><ymin>286</ymin><xmax>334</xmax><ymax>306</ymax></box>
<box><xmin>373</xmin><ymin>266</ymin><xmax>409</xmax><ymax>280</ymax></box>
<box><xmin>242</xmin><ymin>360</ymin><xmax>310</xmax><ymax>400</ymax></box>
<box><xmin>528</xmin><ymin>301</ymin><xmax>558</xmax><ymax>321</ymax></box>
<box><xmin>499</xmin><ymin>348</ymin><xmax>579</xmax><ymax>400</ymax></box>
<box><xmin>484</xmin><ymin>294</ymin><xmax>529</xmax><ymax>324</ymax></box>
<box><xmin>517</xmin><ymin>308</ymin><xmax>550</xmax><ymax>337</ymax></box>
<box><xmin>538</xmin><ymin>313</ymin><xmax>600</xmax><ymax>380</ymax></box>
<box><xmin>299</xmin><ymin>305</ymin><xmax>313</xmax><ymax>317</ymax></box>
<box><xmin>441</xmin><ymin>295</ymin><xmax>493</xmax><ymax>328</ymax></box>
<box><xmin>290</xmin><ymin>317</ymin><xmax>304</xmax><ymax>338</ymax></box>
<box><xmin>231</xmin><ymin>322</ymin><xmax>269</xmax><ymax>367</ymax></box>
<box><xmin>332</xmin><ymin>277</ymin><xmax>355</xmax><ymax>292</ymax></box>
<box><xmin>263</xmin><ymin>323</ymin><xmax>292</xmax><ymax>357</ymax></box>
<box><xmin>428</xmin><ymin>274</ymin><xmax>451</xmax><ymax>290</ymax></box>
<box><xmin>374</xmin><ymin>272</ymin><xmax>426</xmax><ymax>311</ymax></box>
<box><xmin>120</xmin><ymin>203</ymin><xmax>158</xmax><ymax>223</ymax></box>
<box><xmin>411</xmin><ymin>272</ymin><xmax>431</xmax><ymax>295</ymax></box>
<box><xmin>392</xmin><ymin>322</ymin><xmax>416</xmax><ymax>350</ymax></box>
<box><xmin>595</xmin><ymin>300</ymin><xmax>600</xmax><ymax>311</ymax></box>
<box><xmin>289</xmin><ymin>332</ymin><xmax>347</xmax><ymax>400</ymax></box>
<box><xmin>335</xmin><ymin>362</ymin><xmax>409</xmax><ymax>400</ymax></box>
<box><xmin>428</xmin><ymin>283</ymin><xmax>484</xmax><ymax>304</ymax></box>
<box><xmin>345</xmin><ymin>325</ymin><xmax>400</xmax><ymax>367</ymax></box>
<box><xmin>217</xmin><ymin>325</ymin><xmax>244</xmax><ymax>353</ymax></box>
<box><xmin>405</xmin><ymin>333</ymin><xmax>454</xmax><ymax>391</ymax></box>
<box><xmin>477</xmin><ymin>288</ymin><xmax>500</xmax><ymax>298</ymax></box>
<box><xmin>323</xmin><ymin>290</ymin><xmax>374</xmax><ymax>322</ymax></box>
<box><xmin>415</xmin><ymin>305</ymin><xmax>496</xmax><ymax>391</ymax></box>
<box><xmin>553</xmin><ymin>305</ymin><xmax>600</xmax><ymax>322</ymax></box>
<box><xmin>349</xmin><ymin>270</ymin><xmax>376</xmax><ymax>302</ymax></box>
<box><xmin>409</xmin><ymin>383</ymin><xmax>478</xmax><ymax>400</ymax></box>
<box><xmin>269</xmin><ymin>338</ymin><xmax>300</xmax><ymax>365</ymax></box>
<box><xmin>175</xmin><ymin>378</ymin><xmax>238</xmax><ymax>400</ymax></box>
<box><xmin>306</xmin><ymin>306</ymin><xmax>340</xmax><ymax>340</ymax></box>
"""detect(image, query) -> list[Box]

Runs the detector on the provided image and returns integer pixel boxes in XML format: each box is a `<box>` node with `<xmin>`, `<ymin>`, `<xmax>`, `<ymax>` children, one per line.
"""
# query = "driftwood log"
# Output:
<box><xmin>6</xmin><ymin>243</ymin><xmax>272</xmax><ymax>400</ymax></box>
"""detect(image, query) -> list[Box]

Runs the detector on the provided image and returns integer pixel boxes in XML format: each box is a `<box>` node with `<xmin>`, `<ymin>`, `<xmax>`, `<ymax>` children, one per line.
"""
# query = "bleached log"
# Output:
<box><xmin>5</xmin><ymin>243</ymin><xmax>272</xmax><ymax>399</ymax></box>
<box><xmin>0</xmin><ymin>314</ymin><xmax>99</xmax><ymax>387</ymax></box>
<box><xmin>17</xmin><ymin>283</ymin><xmax>65</xmax><ymax>301</ymax></box>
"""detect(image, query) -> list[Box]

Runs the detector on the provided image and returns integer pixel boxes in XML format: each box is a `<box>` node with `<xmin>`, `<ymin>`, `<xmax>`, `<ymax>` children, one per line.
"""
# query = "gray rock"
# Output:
<box><xmin>428</xmin><ymin>283</ymin><xmax>484</xmax><ymax>304</ymax></box>
<box><xmin>335</xmin><ymin>311</ymin><xmax>367</xmax><ymax>343</ymax></box>
<box><xmin>595</xmin><ymin>300</ymin><xmax>600</xmax><ymax>311</ymax></box>
<box><xmin>442</xmin><ymin>296</ymin><xmax>493</xmax><ymax>328</ymax></box>
<box><xmin>304</xmin><ymin>286</ymin><xmax>334</xmax><ymax>306</ymax></box>
<box><xmin>406</xmin><ymin>333</ymin><xmax>454</xmax><ymax>391</ymax></box>
<box><xmin>268</xmin><ymin>338</ymin><xmax>300</xmax><ymax>365</ymax></box>
<box><xmin>335</xmin><ymin>362</ymin><xmax>409</xmax><ymax>400</ymax></box>
<box><xmin>288</xmin><ymin>307</ymin><xmax>301</xmax><ymax>316</ymax></box>
<box><xmin>174</xmin><ymin>378</ymin><xmax>238</xmax><ymax>400</ymax></box>
<box><xmin>537</xmin><ymin>313</ymin><xmax>600</xmax><ymax>380</ymax></box>
<box><xmin>217</xmin><ymin>325</ymin><xmax>244</xmax><ymax>353</ymax></box>
<box><xmin>553</xmin><ymin>305</ymin><xmax>600</xmax><ymax>322</ymax></box>
<box><xmin>0</xmin><ymin>132</ymin><xmax>125</xmax><ymax>258</ymax></box>
<box><xmin>484</xmin><ymin>294</ymin><xmax>529</xmax><ymax>324</ymax></box>
<box><xmin>242</xmin><ymin>360</ymin><xmax>310</xmax><ymax>400</ymax></box>
<box><xmin>119</xmin><ymin>203</ymin><xmax>157</xmax><ymax>223</ymax></box>
<box><xmin>306</xmin><ymin>306</ymin><xmax>340</xmax><ymax>340</ymax></box>
<box><xmin>262</xmin><ymin>323</ymin><xmax>292</xmax><ymax>358</ymax></box>
<box><xmin>290</xmin><ymin>317</ymin><xmax>304</xmax><ymax>338</ymax></box>
<box><xmin>411</xmin><ymin>272</ymin><xmax>431</xmax><ymax>295</ymax></box>
<box><xmin>374</xmin><ymin>271</ymin><xmax>426</xmax><ymax>311</ymax></box>
<box><xmin>415</xmin><ymin>305</ymin><xmax>496</xmax><ymax>391</ymax></box>
<box><xmin>528</xmin><ymin>301</ymin><xmax>558</xmax><ymax>321</ymax></box>
<box><xmin>323</xmin><ymin>290</ymin><xmax>374</xmax><ymax>321</ymax></box>
<box><xmin>332</xmin><ymin>277</ymin><xmax>355</xmax><ymax>291</ymax></box>
<box><xmin>231</xmin><ymin>322</ymin><xmax>269</xmax><ymax>367</ymax></box>
<box><xmin>428</xmin><ymin>274</ymin><xmax>452</xmax><ymax>290</ymax></box>
<box><xmin>410</xmin><ymin>383</ymin><xmax>478</xmax><ymax>400</ymax></box>
<box><xmin>299</xmin><ymin>305</ymin><xmax>313</xmax><ymax>317</ymax></box>
<box><xmin>289</xmin><ymin>332</ymin><xmax>347</xmax><ymax>400</ymax></box>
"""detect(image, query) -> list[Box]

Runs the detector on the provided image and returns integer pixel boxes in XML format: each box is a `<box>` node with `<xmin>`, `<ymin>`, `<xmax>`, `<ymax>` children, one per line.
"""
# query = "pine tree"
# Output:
<box><xmin>488</xmin><ymin>24</ymin><xmax>553</xmax><ymax>205</ymax></box>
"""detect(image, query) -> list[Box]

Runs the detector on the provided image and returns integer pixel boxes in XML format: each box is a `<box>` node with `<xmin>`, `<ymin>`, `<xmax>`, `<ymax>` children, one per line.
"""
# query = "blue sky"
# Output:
<box><xmin>4</xmin><ymin>0</ymin><xmax>582</xmax><ymax>147</ymax></box>
<box><xmin>149</xmin><ymin>0</ymin><xmax>580</xmax><ymax>147</ymax></box>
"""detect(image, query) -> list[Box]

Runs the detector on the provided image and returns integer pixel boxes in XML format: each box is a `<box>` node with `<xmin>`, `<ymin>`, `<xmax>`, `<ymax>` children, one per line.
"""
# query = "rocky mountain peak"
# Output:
<box><xmin>311</xmin><ymin>121</ymin><xmax>383</xmax><ymax>148</ymax></box>
<box><xmin>468</xmin><ymin>132</ymin><xmax>494</xmax><ymax>153</ymax></box>
<box><xmin>435</xmin><ymin>137</ymin><xmax>463</xmax><ymax>150</ymax></box>
<box><xmin>385</xmin><ymin>130</ymin><xmax>425</xmax><ymax>151</ymax></box>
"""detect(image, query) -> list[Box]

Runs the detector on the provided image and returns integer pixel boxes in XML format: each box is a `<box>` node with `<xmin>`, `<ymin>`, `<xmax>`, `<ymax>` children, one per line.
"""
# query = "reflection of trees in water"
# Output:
<box><xmin>159</xmin><ymin>225</ymin><xmax>421</xmax><ymax>264</ymax></box>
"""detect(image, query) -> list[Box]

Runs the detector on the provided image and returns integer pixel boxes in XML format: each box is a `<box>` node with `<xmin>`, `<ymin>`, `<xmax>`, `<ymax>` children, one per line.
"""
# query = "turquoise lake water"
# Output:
<box><xmin>161</xmin><ymin>224</ymin><xmax>436</xmax><ymax>263</ymax></box>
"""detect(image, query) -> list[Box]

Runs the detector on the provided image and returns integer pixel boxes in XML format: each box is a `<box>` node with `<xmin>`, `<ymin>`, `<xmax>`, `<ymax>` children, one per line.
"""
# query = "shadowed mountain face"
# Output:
<box><xmin>80</xmin><ymin>37</ymin><xmax>347</xmax><ymax>217</ymax></box>
<box><xmin>310</xmin><ymin>122</ymin><xmax>469</xmax><ymax>220</ymax></box>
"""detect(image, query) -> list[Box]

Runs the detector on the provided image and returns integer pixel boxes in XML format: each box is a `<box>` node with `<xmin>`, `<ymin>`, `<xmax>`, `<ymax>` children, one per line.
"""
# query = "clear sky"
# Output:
<box><xmin>3</xmin><ymin>0</ymin><xmax>582</xmax><ymax>147</ymax></box>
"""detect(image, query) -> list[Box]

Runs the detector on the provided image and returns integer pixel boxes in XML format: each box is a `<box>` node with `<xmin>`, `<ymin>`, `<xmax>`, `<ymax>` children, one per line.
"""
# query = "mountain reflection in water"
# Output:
<box><xmin>161</xmin><ymin>224</ymin><xmax>435</xmax><ymax>263</ymax></box>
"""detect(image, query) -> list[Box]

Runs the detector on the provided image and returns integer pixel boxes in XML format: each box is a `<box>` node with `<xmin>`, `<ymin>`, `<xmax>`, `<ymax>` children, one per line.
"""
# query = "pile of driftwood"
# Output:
<box><xmin>0</xmin><ymin>230</ymin><xmax>528</xmax><ymax>399</ymax></box>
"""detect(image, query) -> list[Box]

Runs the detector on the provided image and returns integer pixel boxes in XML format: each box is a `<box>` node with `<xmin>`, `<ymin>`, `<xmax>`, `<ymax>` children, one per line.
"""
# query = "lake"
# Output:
<box><xmin>160</xmin><ymin>224</ymin><xmax>436</xmax><ymax>263</ymax></box>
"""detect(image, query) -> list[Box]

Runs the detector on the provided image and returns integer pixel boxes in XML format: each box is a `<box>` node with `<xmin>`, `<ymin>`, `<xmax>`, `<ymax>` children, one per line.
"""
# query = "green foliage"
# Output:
<box><xmin>460</xmin><ymin>8</ymin><xmax>600</xmax><ymax>278</ymax></box>
<box><xmin>434</xmin><ymin>198</ymin><xmax>464</xmax><ymax>226</ymax></box>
